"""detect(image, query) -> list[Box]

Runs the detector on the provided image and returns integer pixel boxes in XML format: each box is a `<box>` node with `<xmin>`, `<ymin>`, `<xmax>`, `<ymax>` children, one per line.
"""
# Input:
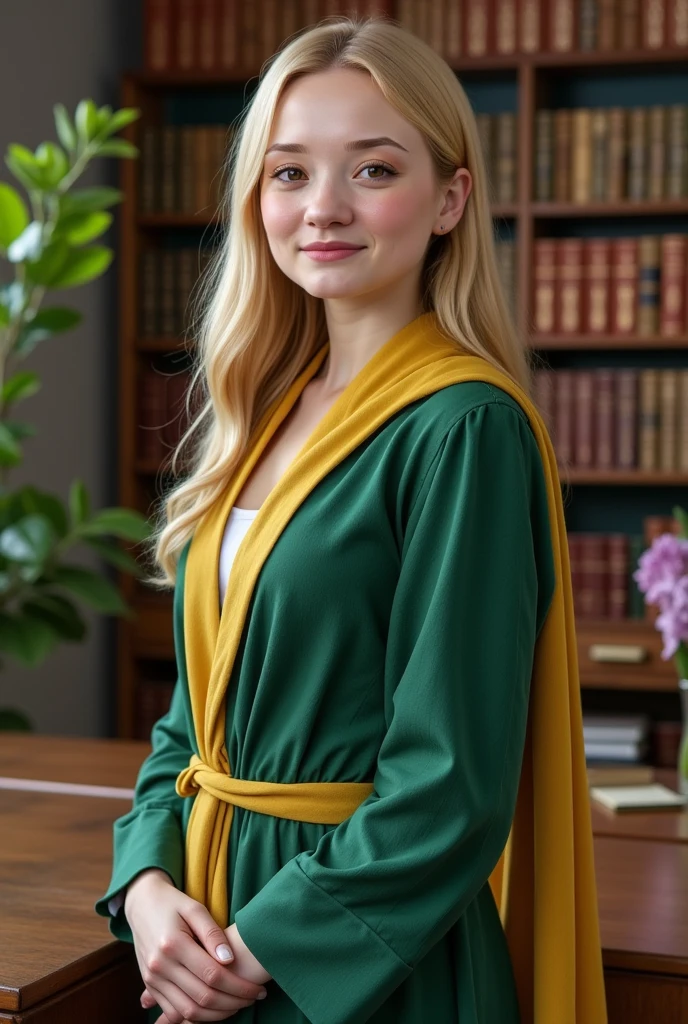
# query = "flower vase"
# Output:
<box><xmin>679</xmin><ymin>679</ymin><xmax>688</xmax><ymax>797</ymax></box>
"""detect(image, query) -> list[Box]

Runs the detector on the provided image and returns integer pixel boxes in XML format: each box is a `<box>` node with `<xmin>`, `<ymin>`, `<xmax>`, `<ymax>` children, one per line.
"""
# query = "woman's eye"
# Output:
<box><xmin>269</xmin><ymin>163</ymin><xmax>396</xmax><ymax>183</ymax></box>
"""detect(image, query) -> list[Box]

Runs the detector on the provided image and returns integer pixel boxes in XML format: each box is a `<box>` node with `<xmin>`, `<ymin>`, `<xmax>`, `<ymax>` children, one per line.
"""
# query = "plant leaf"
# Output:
<box><xmin>100</xmin><ymin>107</ymin><xmax>141</xmax><ymax>138</ymax></box>
<box><xmin>0</xmin><ymin>422</ymin><xmax>23</xmax><ymax>466</ymax></box>
<box><xmin>77</xmin><ymin>507</ymin><xmax>152</xmax><ymax>541</ymax></box>
<box><xmin>69</xmin><ymin>478</ymin><xmax>90</xmax><ymax>526</ymax></box>
<box><xmin>0</xmin><ymin>610</ymin><xmax>60</xmax><ymax>665</ymax></box>
<box><xmin>5</xmin><ymin>143</ymin><xmax>47</xmax><ymax>190</ymax></box>
<box><xmin>34</xmin><ymin>142</ymin><xmax>69</xmax><ymax>188</ymax></box>
<box><xmin>54</xmin><ymin>103</ymin><xmax>78</xmax><ymax>154</ymax></box>
<box><xmin>21</xmin><ymin>593</ymin><xmax>86</xmax><ymax>641</ymax></box>
<box><xmin>2</xmin><ymin>371</ymin><xmax>41</xmax><ymax>407</ymax></box>
<box><xmin>58</xmin><ymin>210</ymin><xmax>113</xmax><ymax>246</ymax></box>
<box><xmin>25</xmin><ymin>238</ymin><xmax>69</xmax><ymax>286</ymax></box>
<box><xmin>0</xmin><ymin>514</ymin><xmax>56</xmax><ymax>564</ymax></box>
<box><xmin>17</xmin><ymin>486</ymin><xmax>68</xmax><ymax>538</ymax></box>
<box><xmin>51</xmin><ymin>564</ymin><xmax>131</xmax><ymax>615</ymax></box>
<box><xmin>0</xmin><ymin>708</ymin><xmax>33</xmax><ymax>730</ymax></box>
<box><xmin>0</xmin><ymin>182</ymin><xmax>30</xmax><ymax>248</ymax></box>
<box><xmin>75</xmin><ymin>99</ymin><xmax>98</xmax><ymax>145</ymax></box>
<box><xmin>58</xmin><ymin>186</ymin><xmax>123</xmax><ymax>216</ymax></box>
<box><xmin>7</xmin><ymin>221</ymin><xmax>43</xmax><ymax>263</ymax></box>
<box><xmin>82</xmin><ymin>534</ymin><xmax>144</xmax><ymax>575</ymax></box>
<box><xmin>97</xmin><ymin>139</ymin><xmax>139</xmax><ymax>159</ymax></box>
<box><xmin>47</xmin><ymin>245</ymin><xmax>112</xmax><ymax>288</ymax></box>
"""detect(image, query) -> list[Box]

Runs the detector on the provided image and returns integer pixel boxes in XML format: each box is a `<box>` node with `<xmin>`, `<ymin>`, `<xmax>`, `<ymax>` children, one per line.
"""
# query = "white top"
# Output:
<box><xmin>107</xmin><ymin>506</ymin><xmax>260</xmax><ymax>919</ymax></box>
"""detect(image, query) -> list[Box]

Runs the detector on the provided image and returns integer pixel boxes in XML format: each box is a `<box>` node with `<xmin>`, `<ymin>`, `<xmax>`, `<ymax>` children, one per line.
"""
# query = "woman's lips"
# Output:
<box><xmin>302</xmin><ymin>248</ymin><xmax>365</xmax><ymax>262</ymax></box>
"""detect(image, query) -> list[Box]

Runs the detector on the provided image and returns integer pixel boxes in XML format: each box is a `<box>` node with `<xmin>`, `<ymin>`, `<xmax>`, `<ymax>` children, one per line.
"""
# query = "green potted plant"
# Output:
<box><xmin>0</xmin><ymin>99</ymin><xmax>151</xmax><ymax>730</ymax></box>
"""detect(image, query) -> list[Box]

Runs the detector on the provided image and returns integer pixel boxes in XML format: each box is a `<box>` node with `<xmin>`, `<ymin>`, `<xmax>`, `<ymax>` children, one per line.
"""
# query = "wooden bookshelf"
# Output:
<box><xmin>115</xmin><ymin>5</ymin><xmax>688</xmax><ymax>751</ymax></box>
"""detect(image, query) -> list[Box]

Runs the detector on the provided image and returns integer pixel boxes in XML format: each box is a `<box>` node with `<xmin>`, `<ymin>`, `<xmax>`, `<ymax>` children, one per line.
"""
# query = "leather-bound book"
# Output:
<box><xmin>574</xmin><ymin>370</ymin><xmax>595</xmax><ymax>468</ymax></box>
<box><xmin>137</xmin><ymin>368</ymin><xmax>167</xmax><ymax>462</ymax></box>
<box><xmin>597</xmin><ymin>0</ymin><xmax>617</xmax><ymax>48</ymax></box>
<box><xmin>550</xmin><ymin>0</ymin><xmax>576</xmax><ymax>50</ymax></box>
<box><xmin>579</xmin><ymin>0</ymin><xmax>596</xmax><ymax>49</ymax></box>
<box><xmin>659</xmin><ymin>370</ymin><xmax>679</xmax><ymax>472</ymax></box>
<box><xmin>555</xmin><ymin>370</ymin><xmax>575</xmax><ymax>469</ymax></box>
<box><xmin>556</xmin><ymin>238</ymin><xmax>584</xmax><ymax>333</ymax></box>
<box><xmin>198</xmin><ymin>0</ymin><xmax>218</xmax><ymax>71</ymax></box>
<box><xmin>159</xmin><ymin>250</ymin><xmax>177</xmax><ymax>337</ymax></box>
<box><xmin>496</xmin><ymin>113</ymin><xmax>517</xmax><ymax>203</ymax></box>
<box><xmin>637</xmin><ymin>235</ymin><xmax>661</xmax><ymax>336</ymax></box>
<box><xmin>174</xmin><ymin>0</ymin><xmax>197</xmax><ymax>71</ymax></box>
<box><xmin>140</xmin><ymin>250</ymin><xmax>160</xmax><ymax>338</ymax></box>
<box><xmin>496</xmin><ymin>0</ymin><xmax>518</xmax><ymax>52</ymax></box>
<box><xmin>606</xmin><ymin>107</ymin><xmax>627</xmax><ymax>202</ymax></box>
<box><xmin>160</xmin><ymin>126</ymin><xmax>178</xmax><ymax>214</ymax></box>
<box><xmin>642</xmin><ymin>0</ymin><xmax>667</xmax><ymax>47</ymax></box>
<box><xmin>594</xmin><ymin>369</ymin><xmax>615</xmax><ymax>469</ymax></box>
<box><xmin>218</xmin><ymin>0</ymin><xmax>239</xmax><ymax>72</ymax></box>
<box><xmin>520</xmin><ymin>0</ymin><xmax>547</xmax><ymax>51</ymax></box>
<box><xmin>444</xmin><ymin>0</ymin><xmax>463</xmax><ymax>60</ymax></box>
<box><xmin>534</xmin><ymin>368</ymin><xmax>557</xmax><ymax>448</ymax></box>
<box><xmin>139</xmin><ymin>126</ymin><xmax>160</xmax><ymax>214</ymax></box>
<box><xmin>179</xmin><ymin>127</ymin><xmax>196</xmax><ymax>214</ymax></box>
<box><xmin>591</xmin><ymin>110</ymin><xmax>609</xmax><ymax>202</ymax></box>
<box><xmin>669</xmin><ymin>0</ymin><xmax>688</xmax><ymax>44</ymax></box>
<box><xmin>619</xmin><ymin>0</ymin><xmax>640</xmax><ymax>47</ymax></box>
<box><xmin>607</xmin><ymin>534</ymin><xmax>630</xmax><ymax>620</ymax></box>
<box><xmin>648</xmin><ymin>106</ymin><xmax>667</xmax><ymax>201</ymax></box>
<box><xmin>667</xmin><ymin>105</ymin><xmax>688</xmax><ymax>199</ymax></box>
<box><xmin>571</xmin><ymin>108</ymin><xmax>592</xmax><ymax>203</ymax></box>
<box><xmin>554</xmin><ymin>109</ymin><xmax>572</xmax><ymax>200</ymax></box>
<box><xmin>533</xmin><ymin>238</ymin><xmax>557</xmax><ymax>333</ymax></box>
<box><xmin>465</xmin><ymin>0</ymin><xmax>493</xmax><ymax>56</ymax></box>
<box><xmin>535</xmin><ymin>110</ymin><xmax>554</xmax><ymax>201</ymax></box>
<box><xmin>615</xmin><ymin>369</ymin><xmax>638</xmax><ymax>469</ymax></box>
<box><xmin>611</xmin><ymin>238</ymin><xmax>638</xmax><ymax>334</ymax></box>
<box><xmin>579</xmin><ymin>534</ymin><xmax>608</xmax><ymax>618</ymax></box>
<box><xmin>638</xmin><ymin>369</ymin><xmax>660</xmax><ymax>471</ymax></box>
<box><xmin>628</xmin><ymin>107</ymin><xmax>649</xmax><ymax>201</ymax></box>
<box><xmin>660</xmin><ymin>234</ymin><xmax>687</xmax><ymax>336</ymax></box>
<box><xmin>145</xmin><ymin>0</ymin><xmax>173</xmax><ymax>71</ymax></box>
<box><xmin>584</xmin><ymin>238</ymin><xmax>611</xmax><ymax>334</ymax></box>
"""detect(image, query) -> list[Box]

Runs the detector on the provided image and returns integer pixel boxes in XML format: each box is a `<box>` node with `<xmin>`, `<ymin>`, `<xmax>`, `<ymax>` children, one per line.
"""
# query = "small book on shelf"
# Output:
<box><xmin>586</xmin><ymin>764</ymin><xmax>654</xmax><ymax>787</ymax></box>
<box><xmin>590</xmin><ymin>784</ymin><xmax>687</xmax><ymax>813</ymax></box>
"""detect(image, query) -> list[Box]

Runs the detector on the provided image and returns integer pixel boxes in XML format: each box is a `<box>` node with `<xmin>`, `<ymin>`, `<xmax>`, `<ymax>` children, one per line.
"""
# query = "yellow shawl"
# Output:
<box><xmin>175</xmin><ymin>310</ymin><xmax>607</xmax><ymax>1022</ymax></box>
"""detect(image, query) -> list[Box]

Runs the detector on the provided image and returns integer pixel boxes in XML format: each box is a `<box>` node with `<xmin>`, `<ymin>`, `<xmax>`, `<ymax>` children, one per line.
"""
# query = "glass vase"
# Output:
<box><xmin>679</xmin><ymin>679</ymin><xmax>688</xmax><ymax>797</ymax></box>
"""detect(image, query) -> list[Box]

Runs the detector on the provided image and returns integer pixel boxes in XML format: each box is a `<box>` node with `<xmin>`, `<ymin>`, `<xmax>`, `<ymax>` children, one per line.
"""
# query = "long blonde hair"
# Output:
<box><xmin>144</xmin><ymin>14</ymin><xmax>533</xmax><ymax>589</ymax></box>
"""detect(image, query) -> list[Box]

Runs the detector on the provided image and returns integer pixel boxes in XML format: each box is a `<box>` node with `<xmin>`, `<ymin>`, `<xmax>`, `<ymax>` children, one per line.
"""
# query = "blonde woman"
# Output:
<box><xmin>96</xmin><ymin>15</ymin><xmax>607</xmax><ymax>1024</ymax></box>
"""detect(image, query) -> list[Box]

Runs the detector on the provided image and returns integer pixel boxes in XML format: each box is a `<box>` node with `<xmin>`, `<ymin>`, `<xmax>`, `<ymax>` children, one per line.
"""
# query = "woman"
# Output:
<box><xmin>96</xmin><ymin>15</ymin><xmax>607</xmax><ymax>1024</ymax></box>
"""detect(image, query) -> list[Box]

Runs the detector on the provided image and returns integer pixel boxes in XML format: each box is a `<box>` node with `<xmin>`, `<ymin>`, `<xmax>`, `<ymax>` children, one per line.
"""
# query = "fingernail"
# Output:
<box><xmin>216</xmin><ymin>944</ymin><xmax>233</xmax><ymax>961</ymax></box>
<box><xmin>257</xmin><ymin>990</ymin><xmax>268</xmax><ymax>999</ymax></box>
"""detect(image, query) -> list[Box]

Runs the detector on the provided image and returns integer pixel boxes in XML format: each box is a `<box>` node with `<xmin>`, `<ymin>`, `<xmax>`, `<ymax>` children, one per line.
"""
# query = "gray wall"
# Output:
<box><xmin>0</xmin><ymin>0</ymin><xmax>142</xmax><ymax>736</ymax></box>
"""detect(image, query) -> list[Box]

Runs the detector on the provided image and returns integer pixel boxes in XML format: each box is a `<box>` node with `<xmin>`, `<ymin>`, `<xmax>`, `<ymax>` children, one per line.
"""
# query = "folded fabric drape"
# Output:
<box><xmin>175</xmin><ymin>310</ymin><xmax>607</xmax><ymax>1023</ymax></box>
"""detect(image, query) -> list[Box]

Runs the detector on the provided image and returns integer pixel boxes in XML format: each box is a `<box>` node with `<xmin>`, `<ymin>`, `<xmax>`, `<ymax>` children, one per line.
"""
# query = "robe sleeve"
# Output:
<box><xmin>94</xmin><ymin>542</ymin><xmax>194</xmax><ymax>943</ymax></box>
<box><xmin>233</xmin><ymin>399</ymin><xmax>555</xmax><ymax>1024</ymax></box>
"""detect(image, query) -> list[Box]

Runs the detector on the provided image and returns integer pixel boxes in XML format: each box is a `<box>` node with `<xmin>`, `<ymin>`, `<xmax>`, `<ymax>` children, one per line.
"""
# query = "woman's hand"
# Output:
<box><xmin>124</xmin><ymin>868</ymin><xmax>268</xmax><ymax>1022</ymax></box>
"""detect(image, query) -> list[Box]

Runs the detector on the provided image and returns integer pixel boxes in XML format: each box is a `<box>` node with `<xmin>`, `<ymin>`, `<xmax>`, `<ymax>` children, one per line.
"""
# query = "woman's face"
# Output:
<box><xmin>259</xmin><ymin>67</ymin><xmax>471</xmax><ymax>307</ymax></box>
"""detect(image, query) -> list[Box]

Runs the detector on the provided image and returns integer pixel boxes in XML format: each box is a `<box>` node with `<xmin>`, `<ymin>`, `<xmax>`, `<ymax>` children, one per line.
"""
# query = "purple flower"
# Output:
<box><xmin>633</xmin><ymin>533</ymin><xmax>688</xmax><ymax>609</ymax></box>
<box><xmin>655</xmin><ymin>576</ymin><xmax>688</xmax><ymax>659</ymax></box>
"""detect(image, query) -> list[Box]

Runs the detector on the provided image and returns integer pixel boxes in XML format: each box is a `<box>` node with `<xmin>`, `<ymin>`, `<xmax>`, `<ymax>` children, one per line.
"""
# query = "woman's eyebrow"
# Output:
<box><xmin>265</xmin><ymin>136</ymin><xmax>409</xmax><ymax>155</ymax></box>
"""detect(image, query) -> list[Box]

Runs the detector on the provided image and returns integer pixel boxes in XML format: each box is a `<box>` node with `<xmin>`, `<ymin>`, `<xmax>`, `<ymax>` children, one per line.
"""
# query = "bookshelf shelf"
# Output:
<box><xmin>563</xmin><ymin>470</ymin><xmax>688</xmax><ymax>485</ymax></box>
<box><xmin>116</xmin><ymin>3</ymin><xmax>688</xmax><ymax>750</ymax></box>
<box><xmin>530</xmin><ymin>334</ymin><xmax>688</xmax><ymax>350</ymax></box>
<box><xmin>530</xmin><ymin>201</ymin><xmax>688</xmax><ymax>218</ymax></box>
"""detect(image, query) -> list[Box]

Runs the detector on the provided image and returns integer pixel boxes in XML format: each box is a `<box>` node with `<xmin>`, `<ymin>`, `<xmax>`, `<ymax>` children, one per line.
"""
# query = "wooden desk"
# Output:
<box><xmin>2</xmin><ymin>735</ymin><xmax>688</xmax><ymax>1023</ymax></box>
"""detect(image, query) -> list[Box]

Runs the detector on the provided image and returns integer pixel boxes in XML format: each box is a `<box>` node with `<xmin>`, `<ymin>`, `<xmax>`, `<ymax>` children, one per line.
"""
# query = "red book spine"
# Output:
<box><xmin>616</xmin><ymin>369</ymin><xmax>638</xmax><ymax>469</ymax></box>
<box><xmin>611</xmin><ymin>238</ymin><xmax>638</xmax><ymax>334</ymax></box>
<box><xmin>579</xmin><ymin>534</ymin><xmax>608</xmax><ymax>618</ymax></box>
<box><xmin>607</xmin><ymin>534</ymin><xmax>629</xmax><ymax>620</ymax></box>
<box><xmin>174</xmin><ymin>0</ymin><xmax>197</xmax><ymax>71</ymax></box>
<box><xmin>145</xmin><ymin>0</ymin><xmax>173</xmax><ymax>70</ymax></box>
<box><xmin>555</xmin><ymin>370</ymin><xmax>574</xmax><ymax>468</ymax></box>
<box><xmin>594</xmin><ymin>370</ymin><xmax>615</xmax><ymax>469</ymax></box>
<box><xmin>574</xmin><ymin>371</ymin><xmax>595</xmax><ymax>467</ymax></box>
<box><xmin>556</xmin><ymin>238</ymin><xmax>584</xmax><ymax>334</ymax></box>
<box><xmin>660</xmin><ymin>234</ymin><xmax>687</xmax><ymax>336</ymax></box>
<box><xmin>464</xmin><ymin>0</ymin><xmax>495</xmax><ymax>56</ymax></box>
<box><xmin>643</xmin><ymin>0</ymin><xmax>667</xmax><ymax>47</ymax></box>
<box><xmin>533</xmin><ymin>239</ymin><xmax>557</xmax><ymax>333</ymax></box>
<box><xmin>496</xmin><ymin>0</ymin><xmax>519</xmax><ymax>52</ymax></box>
<box><xmin>197</xmin><ymin>0</ymin><xmax>218</xmax><ymax>71</ymax></box>
<box><xmin>584</xmin><ymin>238</ymin><xmax>611</xmax><ymax>334</ymax></box>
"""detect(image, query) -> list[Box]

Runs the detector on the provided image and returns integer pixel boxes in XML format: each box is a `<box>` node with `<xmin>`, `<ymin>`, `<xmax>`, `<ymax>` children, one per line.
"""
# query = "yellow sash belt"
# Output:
<box><xmin>175</xmin><ymin>311</ymin><xmax>608</xmax><ymax>1023</ymax></box>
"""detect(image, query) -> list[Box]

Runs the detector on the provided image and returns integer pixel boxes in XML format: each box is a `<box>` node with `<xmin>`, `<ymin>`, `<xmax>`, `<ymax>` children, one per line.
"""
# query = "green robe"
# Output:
<box><xmin>96</xmin><ymin>379</ymin><xmax>556</xmax><ymax>1024</ymax></box>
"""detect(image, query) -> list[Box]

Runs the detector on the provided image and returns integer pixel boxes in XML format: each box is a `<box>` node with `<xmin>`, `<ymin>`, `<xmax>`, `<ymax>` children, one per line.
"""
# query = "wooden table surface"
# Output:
<box><xmin>2</xmin><ymin>733</ymin><xmax>688</xmax><ymax>1019</ymax></box>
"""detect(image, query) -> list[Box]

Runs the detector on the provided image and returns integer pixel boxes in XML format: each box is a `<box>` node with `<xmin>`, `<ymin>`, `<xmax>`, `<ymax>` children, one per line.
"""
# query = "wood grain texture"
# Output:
<box><xmin>0</xmin><ymin>734</ymin><xmax>150</xmax><ymax>789</ymax></box>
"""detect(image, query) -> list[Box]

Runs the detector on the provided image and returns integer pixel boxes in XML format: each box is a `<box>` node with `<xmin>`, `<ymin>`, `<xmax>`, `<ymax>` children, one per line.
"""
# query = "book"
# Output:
<box><xmin>587</xmin><ymin>764</ymin><xmax>654</xmax><ymax>786</ymax></box>
<box><xmin>590</xmin><ymin>783</ymin><xmax>687</xmax><ymax>812</ymax></box>
<box><xmin>583</xmin><ymin>713</ymin><xmax>650</xmax><ymax>743</ymax></box>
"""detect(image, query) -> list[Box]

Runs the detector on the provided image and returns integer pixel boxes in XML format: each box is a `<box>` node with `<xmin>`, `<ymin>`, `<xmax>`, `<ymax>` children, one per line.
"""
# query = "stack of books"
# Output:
<box><xmin>583</xmin><ymin>712</ymin><xmax>650</xmax><ymax>764</ymax></box>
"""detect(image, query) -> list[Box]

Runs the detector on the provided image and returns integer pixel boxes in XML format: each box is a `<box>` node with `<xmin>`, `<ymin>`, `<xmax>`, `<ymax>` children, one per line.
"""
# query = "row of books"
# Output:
<box><xmin>145</xmin><ymin>0</ymin><xmax>392</xmax><ymax>73</ymax></box>
<box><xmin>535</xmin><ymin>105</ymin><xmax>688</xmax><ymax>204</ymax></box>
<box><xmin>138</xmin><ymin>366</ymin><xmax>197</xmax><ymax>462</ymax></box>
<box><xmin>533</xmin><ymin>367</ymin><xmax>688</xmax><ymax>473</ymax></box>
<box><xmin>140</xmin><ymin>125</ymin><xmax>234</xmax><ymax>215</ymax></box>
<box><xmin>569</xmin><ymin>530</ymin><xmax>650</xmax><ymax>621</ymax></box>
<box><xmin>140</xmin><ymin>248</ymin><xmax>214</xmax><ymax>338</ymax></box>
<box><xmin>145</xmin><ymin>0</ymin><xmax>688</xmax><ymax>73</ymax></box>
<box><xmin>475</xmin><ymin>113</ymin><xmax>517</xmax><ymax>205</ymax></box>
<box><xmin>137</xmin><ymin>242</ymin><xmax>516</xmax><ymax>342</ymax></box>
<box><xmin>533</xmin><ymin>235</ymin><xmax>688</xmax><ymax>338</ymax></box>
